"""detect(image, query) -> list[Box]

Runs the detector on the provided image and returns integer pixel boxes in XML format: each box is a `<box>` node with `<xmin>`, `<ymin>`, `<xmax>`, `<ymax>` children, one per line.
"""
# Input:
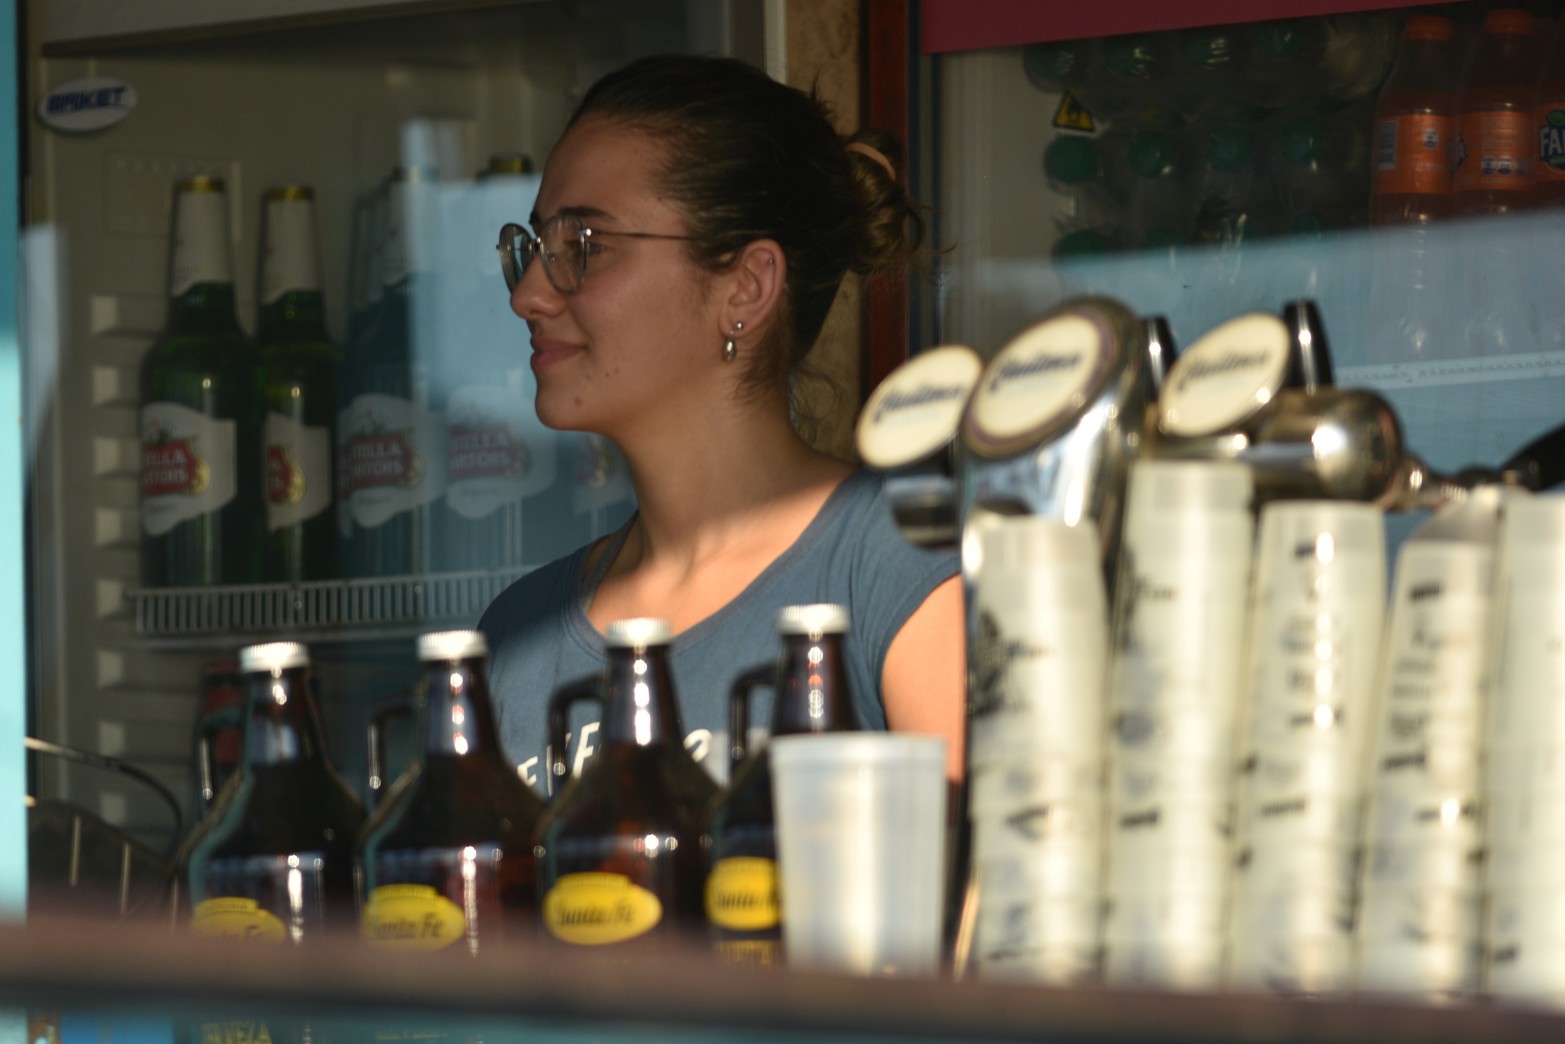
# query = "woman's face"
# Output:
<box><xmin>511</xmin><ymin>117</ymin><xmax>720</xmax><ymax>439</ymax></box>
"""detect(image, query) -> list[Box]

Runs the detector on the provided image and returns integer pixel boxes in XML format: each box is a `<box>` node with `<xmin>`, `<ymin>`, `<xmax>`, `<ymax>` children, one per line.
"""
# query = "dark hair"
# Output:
<box><xmin>566</xmin><ymin>53</ymin><xmax>924</xmax><ymax>406</ymax></box>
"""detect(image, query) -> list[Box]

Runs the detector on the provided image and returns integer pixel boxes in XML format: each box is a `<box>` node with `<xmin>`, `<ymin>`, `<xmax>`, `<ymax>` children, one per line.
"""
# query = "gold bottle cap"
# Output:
<box><xmin>265</xmin><ymin>185</ymin><xmax>314</xmax><ymax>203</ymax></box>
<box><xmin>177</xmin><ymin>174</ymin><xmax>225</xmax><ymax>194</ymax></box>
<box><xmin>485</xmin><ymin>153</ymin><xmax>534</xmax><ymax>176</ymax></box>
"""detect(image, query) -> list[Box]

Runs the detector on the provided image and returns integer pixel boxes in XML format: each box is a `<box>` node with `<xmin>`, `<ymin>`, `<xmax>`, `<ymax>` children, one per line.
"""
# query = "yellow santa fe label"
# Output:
<box><xmin>704</xmin><ymin>857</ymin><xmax>780</xmax><ymax>931</ymax></box>
<box><xmin>191</xmin><ymin>897</ymin><xmax>287</xmax><ymax>942</ymax></box>
<box><xmin>542</xmin><ymin>872</ymin><xmax>662</xmax><ymax>945</ymax></box>
<box><xmin>362</xmin><ymin>884</ymin><xmax>467</xmax><ymax>951</ymax></box>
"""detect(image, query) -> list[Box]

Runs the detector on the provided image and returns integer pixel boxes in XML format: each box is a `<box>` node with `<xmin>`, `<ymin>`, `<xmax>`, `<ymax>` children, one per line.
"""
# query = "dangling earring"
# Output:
<box><xmin>724</xmin><ymin>320</ymin><xmax>744</xmax><ymax>362</ymax></box>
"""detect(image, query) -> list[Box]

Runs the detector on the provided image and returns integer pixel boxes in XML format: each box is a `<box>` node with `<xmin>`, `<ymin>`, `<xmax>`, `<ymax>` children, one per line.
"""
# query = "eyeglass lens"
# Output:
<box><xmin>499</xmin><ymin>216</ymin><xmax>585</xmax><ymax>294</ymax></box>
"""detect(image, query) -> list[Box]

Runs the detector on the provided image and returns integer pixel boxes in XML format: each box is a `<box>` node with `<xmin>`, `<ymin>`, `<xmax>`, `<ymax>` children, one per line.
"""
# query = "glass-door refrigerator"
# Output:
<box><xmin>17</xmin><ymin>0</ymin><xmax>777</xmax><ymax>927</ymax></box>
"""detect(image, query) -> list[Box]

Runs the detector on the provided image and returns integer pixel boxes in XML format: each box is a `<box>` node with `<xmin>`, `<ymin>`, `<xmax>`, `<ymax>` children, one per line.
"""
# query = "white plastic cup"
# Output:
<box><xmin>771</xmin><ymin>733</ymin><xmax>948</xmax><ymax>977</ymax></box>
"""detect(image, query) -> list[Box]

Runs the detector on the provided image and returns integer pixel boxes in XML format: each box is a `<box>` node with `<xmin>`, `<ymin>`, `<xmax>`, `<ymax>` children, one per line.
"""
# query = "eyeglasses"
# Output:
<box><xmin>497</xmin><ymin>214</ymin><xmax>696</xmax><ymax>295</ymax></box>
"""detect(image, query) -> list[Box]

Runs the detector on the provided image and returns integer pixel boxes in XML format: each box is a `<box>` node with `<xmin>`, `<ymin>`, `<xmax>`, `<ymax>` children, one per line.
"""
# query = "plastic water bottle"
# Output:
<box><xmin>1532</xmin><ymin>16</ymin><xmax>1565</xmax><ymax>207</ymax></box>
<box><xmin>1315</xmin><ymin>12</ymin><xmax>1401</xmax><ymax>104</ymax></box>
<box><xmin>1270</xmin><ymin>104</ymin><xmax>1372</xmax><ymax>226</ymax></box>
<box><xmin>1455</xmin><ymin>7</ymin><xmax>1542</xmax><ymax>217</ymax></box>
<box><xmin>1370</xmin><ymin>15</ymin><xmax>1459</xmax><ymax>225</ymax></box>
<box><xmin>1169</xmin><ymin>24</ymin><xmax>1245</xmax><ymax>119</ymax></box>
<box><xmin>1043</xmin><ymin>134</ymin><xmax>1121</xmax><ymax>259</ymax></box>
<box><xmin>1241</xmin><ymin>17</ymin><xmax>1326</xmax><ymax>110</ymax></box>
<box><xmin>1084</xmin><ymin>33</ymin><xmax>1170</xmax><ymax>123</ymax></box>
<box><xmin>1192</xmin><ymin>121</ymin><xmax>1285</xmax><ymax>246</ymax></box>
<box><xmin>1109</xmin><ymin>127</ymin><xmax>1195</xmax><ymax>248</ymax></box>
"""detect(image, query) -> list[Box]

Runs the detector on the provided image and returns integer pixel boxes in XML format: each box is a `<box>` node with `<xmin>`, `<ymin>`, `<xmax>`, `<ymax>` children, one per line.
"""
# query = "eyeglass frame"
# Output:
<box><xmin>496</xmin><ymin>214</ymin><xmax>697</xmax><ymax>295</ymax></box>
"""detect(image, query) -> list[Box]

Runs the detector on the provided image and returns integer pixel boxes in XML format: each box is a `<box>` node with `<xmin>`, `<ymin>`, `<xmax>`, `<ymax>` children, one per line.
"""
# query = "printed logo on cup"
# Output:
<box><xmin>1158</xmin><ymin>313</ymin><xmax>1292</xmax><ymax>438</ymax></box>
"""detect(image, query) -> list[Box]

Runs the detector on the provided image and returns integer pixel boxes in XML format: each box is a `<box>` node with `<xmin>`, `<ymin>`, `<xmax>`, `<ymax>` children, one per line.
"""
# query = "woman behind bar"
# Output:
<box><xmin>479</xmin><ymin>54</ymin><xmax>964</xmax><ymax>788</ymax></box>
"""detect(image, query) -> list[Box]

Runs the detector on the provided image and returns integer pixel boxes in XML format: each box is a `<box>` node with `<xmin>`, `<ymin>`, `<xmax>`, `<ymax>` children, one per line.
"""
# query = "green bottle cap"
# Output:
<box><xmin>1179</xmin><ymin>26</ymin><xmax>1233</xmax><ymax>70</ymax></box>
<box><xmin>1206</xmin><ymin>127</ymin><xmax>1255</xmax><ymax>173</ymax></box>
<box><xmin>1045</xmin><ymin>135</ymin><xmax>1100</xmax><ymax>185</ymax></box>
<box><xmin>1023</xmin><ymin>41</ymin><xmax>1083</xmax><ymax>89</ymax></box>
<box><xmin>1127</xmin><ymin>131</ymin><xmax>1177</xmax><ymax>179</ymax></box>
<box><xmin>1279</xmin><ymin>117</ymin><xmax>1325</xmax><ymax>167</ymax></box>
<box><xmin>1053</xmin><ymin>228</ymin><xmax>1111</xmax><ymax>258</ymax></box>
<box><xmin>1251</xmin><ymin>19</ymin><xmax>1316</xmax><ymax>60</ymax></box>
<box><xmin>1102</xmin><ymin>34</ymin><xmax>1158</xmax><ymax>81</ymax></box>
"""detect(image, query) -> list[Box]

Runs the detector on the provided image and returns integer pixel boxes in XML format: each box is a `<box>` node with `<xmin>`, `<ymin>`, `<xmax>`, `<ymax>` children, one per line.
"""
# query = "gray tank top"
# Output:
<box><xmin>479</xmin><ymin>469</ymin><xmax>959</xmax><ymax>794</ymax></box>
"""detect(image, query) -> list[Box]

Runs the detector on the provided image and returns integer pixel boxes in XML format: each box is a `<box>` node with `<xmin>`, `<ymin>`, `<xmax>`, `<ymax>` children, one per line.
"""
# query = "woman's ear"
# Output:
<box><xmin>721</xmin><ymin>239</ymin><xmax>786</xmax><ymax>338</ymax></box>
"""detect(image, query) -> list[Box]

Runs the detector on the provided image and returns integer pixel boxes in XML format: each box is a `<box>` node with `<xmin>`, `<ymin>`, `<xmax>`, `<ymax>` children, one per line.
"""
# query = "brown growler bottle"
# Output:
<box><xmin>357</xmin><ymin>630</ymin><xmax>544</xmax><ymax>954</ymax></box>
<box><xmin>704</xmin><ymin>604</ymin><xmax>858</xmax><ymax>965</ymax></box>
<box><xmin>535</xmin><ymin>618</ymin><xmax>718</xmax><ymax>950</ymax></box>
<box><xmin>171</xmin><ymin>641</ymin><xmax>365</xmax><ymax>1044</ymax></box>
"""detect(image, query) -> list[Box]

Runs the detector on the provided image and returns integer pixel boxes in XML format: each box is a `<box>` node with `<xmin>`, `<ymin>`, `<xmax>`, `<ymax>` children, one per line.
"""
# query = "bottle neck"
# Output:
<box><xmin>772</xmin><ymin>632</ymin><xmax>857</xmax><ymax>738</ymax></box>
<box><xmin>241</xmin><ymin>665</ymin><xmax>329</xmax><ymax>769</ymax></box>
<box><xmin>166</xmin><ymin>281</ymin><xmax>244</xmax><ymax>338</ymax></box>
<box><xmin>420</xmin><ymin>657</ymin><xmax>504</xmax><ymax>758</ymax></box>
<box><xmin>258</xmin><ymin>288</ymin><xmax>330</xmax><ymax>343</ymax></box>
<box><xmin>598</xmin><ymin>644</ymin><xmax>685</xmax><ymax>749</ymax></box>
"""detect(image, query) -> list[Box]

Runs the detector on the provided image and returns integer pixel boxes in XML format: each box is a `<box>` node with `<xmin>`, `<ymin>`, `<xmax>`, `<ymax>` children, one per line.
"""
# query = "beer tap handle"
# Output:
<box><xmin>1142</xmin><ymin>316</ymin><xmax>1178</xmax><ymax>394</ymax></box>
<box><xmin>1281</xmin><ymin>299</ymin><xmax>1335</xmax><ymax>394</ymax></box>
<box><xmin>1501</xmin><ymin>419</ymin><xmax>1565</xmax><ymax>492</ymax></box>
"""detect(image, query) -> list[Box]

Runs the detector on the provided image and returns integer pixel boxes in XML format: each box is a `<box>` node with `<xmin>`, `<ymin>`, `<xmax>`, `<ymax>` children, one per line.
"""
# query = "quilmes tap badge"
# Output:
<box><xmin>37</xmin><ymin>78</ymin><xmax>137</xmax><ymax>133</ymax></box>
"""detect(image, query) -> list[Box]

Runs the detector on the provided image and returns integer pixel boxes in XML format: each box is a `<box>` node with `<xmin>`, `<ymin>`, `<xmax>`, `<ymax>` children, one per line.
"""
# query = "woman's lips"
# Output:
<box><xmin>530</xmin><ymin>338</ymin><xmax>583</xmax><ymax>373</ymax></box>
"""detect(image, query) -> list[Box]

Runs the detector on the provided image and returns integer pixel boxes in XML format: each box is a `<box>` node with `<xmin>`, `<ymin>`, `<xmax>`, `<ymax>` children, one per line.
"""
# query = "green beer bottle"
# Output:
<box><xmin>139</xmin><ymin>175</ymin><xmax>264</xmax><ymax>587</ymax></box>
<box><xmin>258</xmin><ymin>185</ymin><xmax>341</xmax><ymax>583</ymax></box>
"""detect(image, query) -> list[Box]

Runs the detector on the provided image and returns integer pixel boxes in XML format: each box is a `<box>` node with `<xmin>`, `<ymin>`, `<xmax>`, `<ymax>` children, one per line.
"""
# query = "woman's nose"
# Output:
<box><xmin>512</xmin><ymin>253</ymin><xmax>563</xmax><ymax>321</ymax></box>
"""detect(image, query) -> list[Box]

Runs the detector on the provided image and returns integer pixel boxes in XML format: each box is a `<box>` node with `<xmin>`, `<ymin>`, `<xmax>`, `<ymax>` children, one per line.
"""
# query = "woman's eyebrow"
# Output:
<box><xmin>527</xmin><ymin>204</ymin><xmax>612</xmax><ymax>227</ymax></box>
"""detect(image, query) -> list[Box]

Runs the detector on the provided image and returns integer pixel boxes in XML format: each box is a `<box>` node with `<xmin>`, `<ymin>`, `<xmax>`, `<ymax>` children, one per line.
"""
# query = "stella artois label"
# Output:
<box><xmin>445</xmin><ymin>382</ymin><xmax>555</xmax><ymax>520</ymax></box>
<box><xmin>264</xmin><ymin>412</ymin><xmax>331</xmax><ymax>532</ymax></box>
<box><xmin>141</xmin><ymin>402</ymin><xmax>237</xmax><ymax>536</ymax></box>
<box><xmin>345</xmin><ymin>393</ymin><xmax>446</xmax><ymax>529</ymax></box>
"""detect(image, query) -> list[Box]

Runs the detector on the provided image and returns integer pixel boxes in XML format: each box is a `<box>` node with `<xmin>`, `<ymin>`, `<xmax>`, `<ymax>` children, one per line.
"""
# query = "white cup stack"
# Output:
<box><xmin>1227</xmin><ymin>501</ymin><xmax>1386</xmax><ymax>996</ymax></box>
<box><xmin>1354</xmin><ymin>495</ymin><xmax>1505</xmax><ymax>1002</ymax></box>
<box><xmin>1484</xmin><ymin>493</ymin><xmax>1565</xmax><ymax>1008</ymax></box>
<box><xmin>1101</xmin><ymin>461</ymin><xmax>1255</xmax><ymax>991</ymax></box>
<box><xmin>968</xmin><ymin>515</ymin><xmax>1110</xmax><ymax>985</ymax></box>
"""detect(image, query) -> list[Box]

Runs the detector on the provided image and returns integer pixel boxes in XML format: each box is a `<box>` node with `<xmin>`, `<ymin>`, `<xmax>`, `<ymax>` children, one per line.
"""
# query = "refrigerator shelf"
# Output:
<box><xmin>127</xmin><ymin>569</ymin><xmax>527</xmax><ymax>646</ymax></box>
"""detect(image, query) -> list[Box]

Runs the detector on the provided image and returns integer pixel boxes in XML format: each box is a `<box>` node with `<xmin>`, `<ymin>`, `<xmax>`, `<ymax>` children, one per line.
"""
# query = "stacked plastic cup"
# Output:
<box><xmin>1484</xmin><ymin>493</ymin><xmax>1565</xmax><ymax>1007</ymax></box>
<box><xmin>1101</xmin><ymin>460</ymin><xmax>1254</xmax><ymax>990</ymax></box>
<box><xmin>1227</xmin><ymin>501</ymin><xmax>1385</xmax><ymax>996</ymax></box>
<box><xmin>968</xmin><ymin>515</ymin><xmax>1110</xmax><ymax>985</ymax></box>
<box><xmin>1355</xmin><ymin>491</ymin><xmax>1505</xmax><ymax>1002</ymax></box>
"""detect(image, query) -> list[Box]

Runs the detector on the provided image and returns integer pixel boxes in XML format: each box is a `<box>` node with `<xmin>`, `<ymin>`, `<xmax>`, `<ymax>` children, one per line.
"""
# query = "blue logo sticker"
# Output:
<box><xmin>37</xmin><ymin>78</ymin><xmax>137</xmax><ymax>133</ymax></box>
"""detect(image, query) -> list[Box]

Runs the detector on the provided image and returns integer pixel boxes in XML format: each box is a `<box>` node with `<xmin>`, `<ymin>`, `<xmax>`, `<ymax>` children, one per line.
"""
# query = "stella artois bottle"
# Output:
<box><xmin>438</xmin><ymin>154</ymin><xmax>556</xmax><ymax>573</ymax></box>
<box><xmin>341</xmin><ymin>166</ymin><xmax>446</xmax><ymax>579</ymax></box>
<box><xmin>139</xmin><ymin>176</ymin><xmax>264</xmax><ymax>587</ymax></box>
<box><xmin>258</xmin><ymin>185</ymin><xmax>340</xmax><ymax>583</ymax></box>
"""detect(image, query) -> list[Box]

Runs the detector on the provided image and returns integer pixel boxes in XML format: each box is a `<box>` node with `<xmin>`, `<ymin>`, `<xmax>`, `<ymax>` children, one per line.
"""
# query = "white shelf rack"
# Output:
<box><xmin>128</xmin><ymin>569</ymin><xmax>529</xmax><ymax>647</ymax></box>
